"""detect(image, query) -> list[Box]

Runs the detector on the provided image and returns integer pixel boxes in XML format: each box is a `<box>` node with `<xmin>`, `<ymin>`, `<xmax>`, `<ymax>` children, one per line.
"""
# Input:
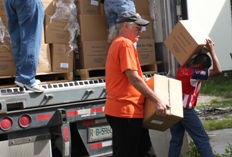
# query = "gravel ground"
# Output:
<box><xmin>197</xmin><ymin>95</ymin><xmax>221</xmax><ymax>104</ymax></box>
<box><xmin>195</xmin><ymin>95</ymin><xmax>232</xmax><ymax>155</ymax></box>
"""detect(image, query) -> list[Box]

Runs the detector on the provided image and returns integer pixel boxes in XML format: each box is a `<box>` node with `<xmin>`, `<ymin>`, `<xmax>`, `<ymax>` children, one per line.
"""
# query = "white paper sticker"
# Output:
<box><xmin>91</xmin><ymin>0</ymin><xmax>99</xmax><ymax>6</ymax></box>
<box><xmin>60</xmin><ymin>63</ymin><xmax>69</xmax><ymax>69</ymax></box>
<box><xmin>141</xmin><ymin>26</ymin><xmax>146</xmax><ymax>32</ymax></box>
<box><xmin>151</xmin><ymin>120</ymin><xmax>163</xmax><ymax>125</ymax></box>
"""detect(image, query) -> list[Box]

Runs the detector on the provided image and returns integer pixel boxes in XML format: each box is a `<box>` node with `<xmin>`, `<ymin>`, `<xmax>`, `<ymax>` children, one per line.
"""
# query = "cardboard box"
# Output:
<box><xmin>77</xmin><ymin>40</ymin><xmax>109</xmax><ymax>69</ymax></box>
<box><xmin>164</xmin><ymin>20</ymin><xmax>210</xmax><ymax>66</ymax></box>
<box><xmin>0</xmin><ymin>45</ymin><xmax>16</xmax><ymax>76</ymax></box>
<box><xmin>37</xmin><ymin>44</ymin><xmax>51</xmax><ymax>73</ymax></box>
<box><xmin>78</xmin><ymin>15</ymin><xmax>108</xmax><ymax>41</ymax></box>
<box><xmin>45</xmin><ymin>15</ymin><xmax>70</xmax><ymax>44</ymax></box>
<box><xmin>143</xmin><ymin>74</ymin><xmax>183</xmax><ymax>131</ymax></box>
<box><xmin>0</xmin><ymin>18</ymin><xmax>11</xmax><ymax>45</ymax></box>
<box><xmin>0</xmin><ymin>1</ymin><xmax>6</xmax><ymax>16</ymax></box>
<box><xmin>77</xmin><ymin>0</ymin><xmax>101</xmax><ymax>15</ymax></box>
<box><xmin>140</xmin><ymin>15</ymin><xmax>154</xmax><ymax>39</ymax></box>
<box><xmin>0</xmin><ymin>15</ymin><xmax>8</xmax><ymax>29</ymax></box>
<box><xmin>134</xmin><ymin>0</ymin><xmax>149</xmax><ymax>15</ymax></box>
<box><xmin>100</xmin><ymin>3</ymin><xmax>105</xmax><ymax>15</ymax></box>
<box><xmin>41</xmin><ymin>0</ymin><xmax>56</xmax><ymax>15</ymax></box>
<box><xmin>137</xmin><ymin>39</ymin><xmax>156</xmax><ymax>65</ymax></box>
<box><xmin>51</xmin><ymin>44</ymin><xmax>74</xmax><ymax>72</ymax></box>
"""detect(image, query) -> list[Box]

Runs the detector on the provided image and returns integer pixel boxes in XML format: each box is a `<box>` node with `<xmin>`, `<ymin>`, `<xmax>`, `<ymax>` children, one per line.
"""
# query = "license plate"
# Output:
<box><xmin>88</xmin><ymin>125</ymin><xmax>112</xmax><ymax>142</ymax></box>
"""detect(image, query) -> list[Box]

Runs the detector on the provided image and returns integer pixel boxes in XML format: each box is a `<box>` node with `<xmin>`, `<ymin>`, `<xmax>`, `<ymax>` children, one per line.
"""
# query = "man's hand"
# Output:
<box><xmin>154</xmin><ymin>101</ymin><xmax>171</xmax><ymax>117</ymax></box>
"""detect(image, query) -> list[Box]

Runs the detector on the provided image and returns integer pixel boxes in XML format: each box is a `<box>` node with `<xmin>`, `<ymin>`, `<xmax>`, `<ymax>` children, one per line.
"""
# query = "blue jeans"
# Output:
<box><xmin>168</xmin><ymin>108</ymin><xmax>214</xmax><ymax>157</ymax></box>
<box><xmin>104</xmin><ymin>0</ymin><xmax>136</xmax><ymax>29</ymax></box>
<box><xmin>3</xmin><ymin>0</ymin><xmax>44</xmax><ymax>85</ymax></box>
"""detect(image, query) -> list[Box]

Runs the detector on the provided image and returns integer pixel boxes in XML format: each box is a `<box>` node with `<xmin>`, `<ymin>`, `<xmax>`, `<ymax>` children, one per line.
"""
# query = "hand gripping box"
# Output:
<box><xmin>164</xmin><ymin>20</ymin><xmax>210</xmax><ymax>66</ymax></box>
<box><xmin>143</xmin><ymin>74</ymin><xmax>183</xmax><ymax>131</ymax></box>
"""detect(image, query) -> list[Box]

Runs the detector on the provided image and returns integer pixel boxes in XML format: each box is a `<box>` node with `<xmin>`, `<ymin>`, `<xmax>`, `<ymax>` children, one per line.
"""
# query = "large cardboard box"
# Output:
<box><xmin>0</xmin><ymin>15</ymin><xmax>8</xmax><ymax>29</ymax></box>
<box><xmin>134</xmin><ymin>0</ymin><xmax>150</xmax><ymax>15</ymax></box>
<box><xmin>137</xmin><ymin>39</ymin><xmax>156</xmax><ymax>65</ymax></box>
<box><xmin>77</xmin><ymin>40</ymin><xmax>109</xmax><ymax>69</ymax></box>
<box><xmin>140</xmin><ymin>15</ymin><xmax>154</xmax><ymax>39</ymax></box>
<box><xmin>51</xmin><ymin>44</ymin><xmax>74</xmax><ymax>73</ymax></box>
<box><xmin>0</xmin><ymin>45</ymin><xmax>16</xmax><ymax>76</ymax></box>
<box><xmin>143</xmin><ymin>74</ymin><xmax>183</xmax><ymax>131</ymax></box>
<box><xmin>77</xmin><ymin>0</ymin><xmax>101</xmax><ymax>15</ymax></box>
<box><xmin>0</xmin><ymin>1</ymin><xmax>6</xmax><ymax>16</ymax></box>
<box><xmin>45</xmin><ymin>15</ymin><xmax>70</xmax><ymax>44</ymax></box>
<box><xmin>164</xmin><ymin>20</ymin><xmax>210</xmax><ymax>66</ymax></box>
<box><xmin>37</xmin><ymin>44</ymin><xmax>51</xmax><ymax>73</ymax></box>
<box><xmin>100</xmin><ymin>3</ymin><xmax>105</xmax><ymax>15</ymax></box>
<box><xmin>41</xmin><ymin>0</ymin><xmax>56</xmax><ymax>15</ymax></box>
<box><xmin>78</xmin><ymin>15</ymin><xmax>108</xmax><ymax>41</ymax></box>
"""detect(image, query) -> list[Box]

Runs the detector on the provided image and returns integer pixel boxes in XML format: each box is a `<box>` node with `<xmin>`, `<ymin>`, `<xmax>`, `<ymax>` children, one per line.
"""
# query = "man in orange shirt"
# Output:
<box><xmin>104</xmin><ymin>10</ymin><xmax>170</xmax><ymax>157</ymax></box>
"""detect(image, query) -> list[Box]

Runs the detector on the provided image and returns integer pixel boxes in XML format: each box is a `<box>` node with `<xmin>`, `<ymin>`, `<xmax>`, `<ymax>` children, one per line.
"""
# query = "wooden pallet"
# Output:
<box><xmin>75</xmin><ymin>61</ymin><xmax>162</xmax><ymax>80</ymax></box>
<box><xmin>0</xmin><ymin>72</ymin><xmax>73</xmax><ymax>88</ymax></box>
<box><xmin>75</xmin><ymin>68</ymin><xmax>105</xmax><ymax>80</ymax></box>
<box><xmin>141</xmin><ymin>61</ymin><xmax>162</xmax><ymax>74</ymax></box>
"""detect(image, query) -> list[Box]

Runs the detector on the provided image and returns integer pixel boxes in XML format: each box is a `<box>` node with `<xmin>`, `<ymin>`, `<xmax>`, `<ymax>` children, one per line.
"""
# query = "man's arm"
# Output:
<box><xmin>125</xmin><ymin>70</ymin><xmax>170</xmax><ymax>117</ymax></box>
<box><xmin>204</xmin><ymin>39</ymin><xmax>222</xmax><ymax>77</ymax></box>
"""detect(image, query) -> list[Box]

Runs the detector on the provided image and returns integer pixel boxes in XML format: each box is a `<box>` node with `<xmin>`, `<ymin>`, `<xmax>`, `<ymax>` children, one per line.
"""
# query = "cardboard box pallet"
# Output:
<box><xmin>143</xmin><ymin>74</ymin><xmax>183</xmax><ymax>131</ymax></box>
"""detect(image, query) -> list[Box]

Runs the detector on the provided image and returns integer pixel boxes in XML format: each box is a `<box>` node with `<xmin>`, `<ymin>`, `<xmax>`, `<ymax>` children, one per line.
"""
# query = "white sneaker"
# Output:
<box><xmin>15</xmin><ymin>80</ymin><xmax>44</xmax><ymax>93</ymax></box>
<box><xmin>15</xmin><ymin>81</ymin><xmax>24</xmax><ymax>88</ymax></box>
<box><xmin>25</xmin><ymin>84</ymin><xmax>45</xmax><ymax>93</ymax></box>
<box><xmin>15</xmin><ymin>79</ymin><xmax>41</xmax><ymax>88</ymax></box>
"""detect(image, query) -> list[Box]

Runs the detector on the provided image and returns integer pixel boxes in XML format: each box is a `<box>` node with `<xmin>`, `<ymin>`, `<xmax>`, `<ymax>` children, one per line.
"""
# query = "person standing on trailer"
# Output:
<box><xmin>3</xmin><ymin>0</ymin><xmax>45</xmax><ymax>92</ymax></box>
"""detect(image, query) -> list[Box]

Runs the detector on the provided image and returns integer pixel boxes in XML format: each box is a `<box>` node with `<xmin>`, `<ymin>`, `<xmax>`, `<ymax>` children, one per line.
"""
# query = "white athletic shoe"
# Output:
<box><xmin>25</xmin><ymin>84</ymin><xmax>44</xmax><ymax>93</ymax></box>
<box><xmin>15</xmin><ymin>80</ymin><xmax>44</xmax><ymax>93</ymax></box>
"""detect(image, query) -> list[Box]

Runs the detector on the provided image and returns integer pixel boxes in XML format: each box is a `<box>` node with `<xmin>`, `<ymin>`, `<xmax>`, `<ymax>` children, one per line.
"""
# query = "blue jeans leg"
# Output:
<box><xmin>169</xmin><ymin>109</ymin><xmax>214</xmax><ymax>157</ymax></box>
<box><xmin>104</xmin><ymin>0</ymin><xmax>136</xmax><ymax>29</ymax></box>
<box><xmin>183</xmin><ymin>109</ymin><xmax>214</xmax><ymax>157</ymax></box>
<box><xmin>168</xmin><ymin>121</ymin><xmax>185</xmax><ymax>157</ymax></box>
<box><xmin>3</xmin><ymin>0</ymin><xmax>44</xmax><ymax>85</ymax></box>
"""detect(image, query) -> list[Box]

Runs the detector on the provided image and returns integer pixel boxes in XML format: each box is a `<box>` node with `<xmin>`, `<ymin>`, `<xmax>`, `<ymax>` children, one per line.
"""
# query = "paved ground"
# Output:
<box><xmin>208</xmin><ymin>128</ymin><xmax>232</xmax><ymax>155</ymax></box>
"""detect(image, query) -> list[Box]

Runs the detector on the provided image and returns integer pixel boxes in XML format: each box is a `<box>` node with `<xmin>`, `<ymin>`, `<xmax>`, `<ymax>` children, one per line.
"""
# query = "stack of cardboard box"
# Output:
<box><xmin>134</xmin><ymin>0</ymin><xmax>157</xmax><ymax>66</ymax></box>
<box><xmin>0</xmin><ymin>1</ymin><xmax>15</xmax><ymax>76</ymax></box>
<box><xmin>76</xmin><ymin>0</ymin><xmax>110</xmax><ymax>69</ymax></box>
<box><xmin>43</xmin><ymin>0</ymin><xmax>74</xmax><ymax>74</ymax></box>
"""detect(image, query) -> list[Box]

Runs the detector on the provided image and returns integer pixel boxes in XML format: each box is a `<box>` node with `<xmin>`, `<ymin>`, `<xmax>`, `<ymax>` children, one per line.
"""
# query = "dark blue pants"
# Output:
<box><xmin>168</xmin><ymin>108</ymin><xmax>214</xmax><ymax>157</ymax></box>
<box><xmin>106</xmin><ymin>115</ymin><xmax>152</xmax><ymax>157</ymax></box>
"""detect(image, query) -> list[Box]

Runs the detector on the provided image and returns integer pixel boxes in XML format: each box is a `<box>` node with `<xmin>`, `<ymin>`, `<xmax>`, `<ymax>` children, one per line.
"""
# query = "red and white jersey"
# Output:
<box><xmin>176</xmin><ymin>66</ymin><xmax>210</xmax><ymax>108</ymax></box>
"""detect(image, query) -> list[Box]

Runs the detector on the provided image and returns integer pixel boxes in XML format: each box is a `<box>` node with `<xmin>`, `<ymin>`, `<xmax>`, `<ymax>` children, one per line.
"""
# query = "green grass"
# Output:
<box><xmin>196</xmin><ymin>71</ymin><xmax>232</xmax><ymax>131</ymax></box>
<box><xmin>200</xmin><ymin>71</ymin><xmax>232</xmax><ymax>98</ymax></box>
<box><xmin>203</xmin><ymin>116</ymin><xmax>232</xmax><ymax>131</ymax></box>
<box><xmin>197</xmin><ymin>71</ymin><xmax>232</xmax><ymax>109</ymax></box>
<box><xmin>196</xmin><ymin>98</ymin><xmax>232</xmax><ymax>109</ymax></box>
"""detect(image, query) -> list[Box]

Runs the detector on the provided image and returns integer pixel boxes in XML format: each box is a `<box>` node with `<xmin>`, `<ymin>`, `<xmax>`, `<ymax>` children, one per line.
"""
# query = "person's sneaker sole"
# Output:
<box><xmin>15</xmin><ymin>80</ymin><xmax>41</xmax><ymax>88</ymax></box>
<box><xmin>15</xmin><ymin>81</ymin><xmax>24</xmax><ymax>88</ymax></box>
<box><xmin>25</xmin><ymin>85</ymin><xmax>44</xmax><ymax>93</ymax></box>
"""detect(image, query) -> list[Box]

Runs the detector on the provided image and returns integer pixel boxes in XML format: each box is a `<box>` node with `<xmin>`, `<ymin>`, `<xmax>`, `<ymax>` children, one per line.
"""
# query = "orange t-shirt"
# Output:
<box><xmin>104</xmin><ymin>36</ymin><xmax>145</xmax><ymax>118</ymax></box>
